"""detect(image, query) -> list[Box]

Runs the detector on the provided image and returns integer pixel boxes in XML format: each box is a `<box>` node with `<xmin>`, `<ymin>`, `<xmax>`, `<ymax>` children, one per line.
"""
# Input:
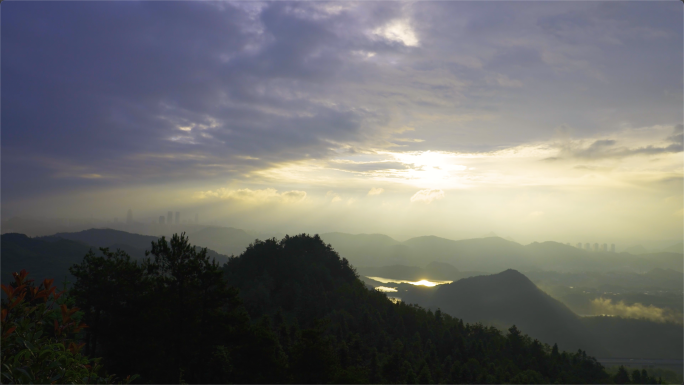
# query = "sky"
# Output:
<box><xmin>2</xmin><ymin>1</ymin><xmax>682</xmax><ymax>244</ymax></box>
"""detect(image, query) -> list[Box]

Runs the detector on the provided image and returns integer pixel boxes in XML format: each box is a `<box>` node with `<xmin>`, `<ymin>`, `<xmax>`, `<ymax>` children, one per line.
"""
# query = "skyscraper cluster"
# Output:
<box><xmin>156</xmin><ymin>211</ymin><xmax>199</xmax><ymax>225</ymax></box>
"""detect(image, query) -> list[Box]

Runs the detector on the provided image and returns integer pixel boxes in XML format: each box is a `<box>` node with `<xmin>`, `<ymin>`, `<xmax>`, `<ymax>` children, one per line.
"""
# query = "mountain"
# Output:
<box><xmin>320</xmin><ymin>232</ymin><xmax>404</xmax><ymax>266</ymax></box>
<box><xmin>321</xmin><ymin>232</ymin><xmax>683</xmax><ymax>273</ymax></box>
<box><xmin>47</xmin><ymin>228</ymin><xmax>230</xmax><ymax>264</ymax></box>
<box><xmin>216</xmin><ymin>234</ymin><xmax>610</xmax><ymax>383</ymax></box>
<box><xmin>186</xmin><ymin>226</ymin><xmax>256</xmax><ymax>256</ymax></box>
<box><xmin>359</xmin><ymin>264</ymin><xmax>425</xmax><ymax>281</ymax></box>
<box><xmin>2</xmin><ymin>229</ymin><xmax>232</xmax><ymax>288</ymax></box>
<box><xmin>47</xmin><ymin>228</ymin><xmax>159</xmax><ymax>250</ymax></box>
<box><xmin>661</xmin><ymin>241</ymin><xmax>683</xmax><ymax>254</ymax></box>
<box><xmin>404</xmin><ymin>236</ymin><xmax>529</xmax><ymax>271</ymax></box>
<box><xmin>402</xmin><ymin>269</ymin><xmax>609</xmax><ymax>357</ymax></box>
<box><xmin>1</xmin><ymin>233</ymin><xmax>91</xmax><ymax>287</ymax></box>
<box><xmin>357</xmin><ymin>262</ymin><xmax>485</xmax><ymax>282</ymax></box>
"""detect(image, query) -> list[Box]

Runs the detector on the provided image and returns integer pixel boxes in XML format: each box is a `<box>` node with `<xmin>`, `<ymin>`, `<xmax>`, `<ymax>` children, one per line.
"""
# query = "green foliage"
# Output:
<box><xmin>604</xmin><ymin>365</ymin><xmax>664</xmax><ymax>384</ymax></box>
<box><xmin>1</xmin><ymin>270</ymin><xmax>136</xmax><ymax>384</ymax></box>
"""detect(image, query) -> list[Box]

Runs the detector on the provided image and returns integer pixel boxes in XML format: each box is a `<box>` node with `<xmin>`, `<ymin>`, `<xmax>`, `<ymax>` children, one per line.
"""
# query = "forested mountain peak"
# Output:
<box><xmin>424</xmin><ymin>269</ymin><xmax>608</xmax><ymax>357</ymax></box>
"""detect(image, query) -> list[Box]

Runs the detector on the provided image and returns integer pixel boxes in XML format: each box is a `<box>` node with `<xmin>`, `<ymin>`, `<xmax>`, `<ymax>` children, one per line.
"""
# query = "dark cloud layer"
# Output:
<box><xmin>2</xmin><ymin>1</ymin><xmax>681</xmax><ymax>204</ymax></box>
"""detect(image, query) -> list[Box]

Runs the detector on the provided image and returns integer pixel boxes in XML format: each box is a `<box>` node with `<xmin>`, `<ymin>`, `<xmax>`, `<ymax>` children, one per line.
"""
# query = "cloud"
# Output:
<box><xmin>329</xmin><ymin>161</ymin><xmax>409</xmax><ymax>173</ymax></box>
<box><xmin>372</xmin><ymin>18</ymin><xmax>419</xmax><ymax>47</ymax></box>
<box><xmin>195</xmin><ymin>188</ymin><xmax>306</xmax><ymax>204</ymax></box>
<box><xmin>326</xmin><ymin>191</ymin><xmax>342</xmax><ymax>203</ymax></box>
<box><xmin>591</xmin><ymin>298</ymin><xmax>682</xmax><ymax>324</ymax></box>
<box><xmin>410</xmin><ymin>189</ymin><xmax>445</xmax><ymax>203</ymax></box>
<box><xmin>557</xmin><ymin>126</ymin><xmax>683</xmax><ymax>160</ymax></box>
<box><xmin>3</xmin><ymin>1</ymin><xmax>681</xmax><ymax>211</ymax></box>
<box><xmin>368</xmin><ymin>187</ymin><xmax>385</xmax><ymax>196</ymax></box>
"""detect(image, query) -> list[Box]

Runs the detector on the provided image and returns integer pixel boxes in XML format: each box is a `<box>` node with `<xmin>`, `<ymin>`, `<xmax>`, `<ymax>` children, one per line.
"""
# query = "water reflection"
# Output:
<box><xmin>375</xmin><ymin>286</ymin><xmax>398</xmax><ymax>292</ymax></box>
<box><xmin>366</xmin><ymin>276</ymin><xmax>452</xmax><ymax>287</ymax></box>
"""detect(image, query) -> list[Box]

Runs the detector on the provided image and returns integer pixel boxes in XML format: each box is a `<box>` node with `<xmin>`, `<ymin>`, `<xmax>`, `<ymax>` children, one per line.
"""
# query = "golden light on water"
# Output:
<box><xmin>367</xmin><ymin>277</ymin><xmax>453</xmax><ymax>287</ymax></box>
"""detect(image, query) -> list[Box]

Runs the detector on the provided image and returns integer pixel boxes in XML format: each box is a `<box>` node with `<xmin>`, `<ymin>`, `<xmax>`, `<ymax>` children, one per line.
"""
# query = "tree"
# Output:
<box><xmin>1</xmin><ymin>270</ymin><xmax>135</xmax><ymax>384</ymax></box>
<box><xmin>418</xmin><ymin>363</ymin><xmax>433</xmax><ymax>384</ymax></box>
<box><xmin>614</xmin><ymin>365</ymin><xmax>631</xmax><ymax>384</ymax></box>
<box><xmin>70</xmin><ymin>233</ymin><xmax>246</xmax><ymax>384</ymax></box>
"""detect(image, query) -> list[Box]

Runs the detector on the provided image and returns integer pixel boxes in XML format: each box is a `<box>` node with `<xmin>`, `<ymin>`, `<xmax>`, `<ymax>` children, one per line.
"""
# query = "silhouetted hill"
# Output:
<box><xmin>47</xmin><ymin>228</ymin><xmax>230</xmax><ymax>264</ymax></box>
<box><xmin>217</xmin><ymin>234</ymin><xmax>610</xmax><ymax>383</ymax></box>
<box><xmin>404</xmin><ymin>269</ymin><xmax>609</xmax><ymax>357</ymax></box>
<box><xmin>2</xmin><ymin>230</ymin><xmax>231</xmax><ymax>288</ymax></box>
<box><xmin>1</xmin><ymin>233</ymin><xmax>91</xmax><ymax>287</ymax></box>
<box><xmin>47</xmin><ymin>228</ymin><xmax>159</xmax><ymax>250</ymax></box>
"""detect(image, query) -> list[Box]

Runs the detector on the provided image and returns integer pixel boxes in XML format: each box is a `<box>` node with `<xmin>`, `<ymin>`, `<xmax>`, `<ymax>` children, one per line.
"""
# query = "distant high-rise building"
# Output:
<box><xmin>167</xmin><ymin>211</ymin><xmax>173</xmax><ymax>225</ymax></box>
<box><xmin>611</xmin><ymin>244</ymin><xmax>615</xmax><ymax>253</ymax></box>
<box><xmin>601</xmin><ymin>243</ymin><xmax>607</xmax><ymax>252</ymax></box>
<box><xmin>593</xmin><ymin>243</ymin><xmax>599</xmax><ymax>252</ymax></box>
<box><xmin>159</xmin><ymin>216</ymin><xmax>166</xmax><ymax>224</ymax></box>
<box><xmin>126</xmin><ymin>209</ymin><xmax>133</xmax><ymax>225</ymax></box>
<box><xmin>175</xmin><ymin>212</ymin><xmax>180</xmax><ymax>224</ymax></box>
<box><xmin>576</xmin><ymin>242</ymin><xmax>582</xmax><ymax>249</ymax></box>
<box><xmin>584</xmin><ymin>243</ymin><xmax>591</xmax><ymax>250</ymax></box>
<box><xmin>195</xmin><ymin>213</ymin><xmax>198</xmax><ymax>224</ymax></box>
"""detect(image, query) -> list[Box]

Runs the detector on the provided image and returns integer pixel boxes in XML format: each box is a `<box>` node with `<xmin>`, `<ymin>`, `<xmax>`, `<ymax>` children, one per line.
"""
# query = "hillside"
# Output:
<box><xmin>47</xmin><ymin>228</ymin><xmax>230</xmax><ymax>264</ymax></box>
<box><xmin>217</xmin><ymin>234</ymin><xmax>610</xmax><ymax>384</ymax></box>
<box><xmin>2</xmin><ymin>229</ymin><xmax>231</xmax><ymax>287</ymax></box>
<box><xmin>47</xmin><ymin>228</ymin><xmax>159</xmax><ymax>250</ymax></box>
<box><xmin>1</xmin><ymin>233</ymin><xmax>91</xmax><ymax>287</ymax></box>
<box><xmin>403</xmin><ymin>269</ymin><xmax>608</xmax><ymax>357</ymax></box>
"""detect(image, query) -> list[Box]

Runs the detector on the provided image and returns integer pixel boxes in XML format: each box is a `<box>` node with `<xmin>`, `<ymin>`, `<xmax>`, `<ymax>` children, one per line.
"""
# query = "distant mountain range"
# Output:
<box><xmin>4</xmin><ymin>227</ymin><xmax>681</xmax><ymax>289</ymax></box>
<box><xmin>321</xmin><ymin>233</ymin><xmax>683</xmax><ymax>273</ymax></box>
<box><xmin>2</xmin><ymin>229</ymin><xmax>232</xmax><ymax>288</ymax></box>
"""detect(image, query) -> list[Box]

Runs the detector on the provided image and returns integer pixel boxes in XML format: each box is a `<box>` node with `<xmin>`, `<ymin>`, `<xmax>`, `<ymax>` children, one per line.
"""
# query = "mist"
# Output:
<box><xmin>591</xmin><ymin>298</ymin><xmax>683</xmax><ymax>324</ymax></box>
